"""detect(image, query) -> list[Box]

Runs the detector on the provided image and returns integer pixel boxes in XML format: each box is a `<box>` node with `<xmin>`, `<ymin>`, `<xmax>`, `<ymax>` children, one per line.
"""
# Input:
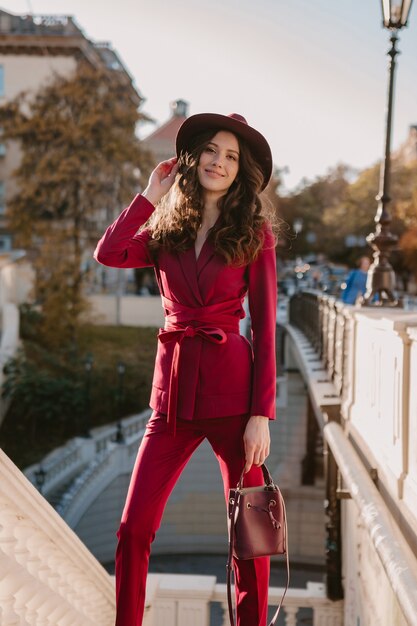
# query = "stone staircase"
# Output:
<box><xmin>24</xmin><ymin>373</ymin><xmax>326</xmax><ymax>567</ymax></box>
<box><xmin>0</xmin><ymin>451</ymin><xmax>343</xmax><ymax>626</ymax></box>
<box><xmin>0</xmin><ymin>449</ymin><xmax>115</xmax><ymax>625</ymax></box>
<box><xmin>0</xmin><ymin>448</ymin><xmax>343</xmax><ymax>625</ymax></box>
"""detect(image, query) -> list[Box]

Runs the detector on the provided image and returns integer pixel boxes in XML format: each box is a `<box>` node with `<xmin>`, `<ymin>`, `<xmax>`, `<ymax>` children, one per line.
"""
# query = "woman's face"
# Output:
<box><xmin>197</xmin><ymin>130</ymin><xmax>240</xmax><ymax>197</ymax></box>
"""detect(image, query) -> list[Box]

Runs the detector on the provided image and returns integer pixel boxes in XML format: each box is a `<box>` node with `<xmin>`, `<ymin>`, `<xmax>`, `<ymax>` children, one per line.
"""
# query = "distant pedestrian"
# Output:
<box><xmin>95</xmin><ymin>113</ymin><xmax>278</xmax><ymax>626</ymax></box>
<box><xmin>342</xmin><ymin>256</ymin><xmax>371</xmax><ymax>304</ymax></box>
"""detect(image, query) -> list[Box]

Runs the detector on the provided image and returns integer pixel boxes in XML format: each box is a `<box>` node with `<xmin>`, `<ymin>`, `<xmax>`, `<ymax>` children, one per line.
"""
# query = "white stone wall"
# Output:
<box><xmin>347</xmin><ymin>312</ymin><xmax>417</xmax><ymax>499</ymax></box>
<box><xmin>403</xmin><ymin>326</ymin><xmax>417</xmax><ymax>546</ymax></box>
<box><xmin>340</xmin><ymin>310</ymin><xmax>417</xmax><ymax>626</ymax></box>
<box><xmin>0</xmin><ymin>259</ymin><xmax>34</xmax><ymax>306</ymax></box>
<box><xmin>341</xmin><ymin>499</ymin><xmax>408</xmax><ymax>626</ymax></box>
<box><xmin>88</xmin><ymin>294</ymin><xmax>164</xmax><ymax>327</ymax></box>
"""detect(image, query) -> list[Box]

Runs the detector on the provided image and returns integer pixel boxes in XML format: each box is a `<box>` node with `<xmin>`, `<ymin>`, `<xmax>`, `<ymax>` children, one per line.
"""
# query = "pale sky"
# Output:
<box><xmin>2</xmin><ymin>0</ymin><xmax>417</xmax><ymax>190</ymax></box>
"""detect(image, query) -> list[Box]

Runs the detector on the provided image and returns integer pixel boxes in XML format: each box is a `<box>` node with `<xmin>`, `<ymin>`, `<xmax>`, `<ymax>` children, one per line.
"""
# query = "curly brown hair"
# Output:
<box><xmin>146</xmin><ymin>129</ymin><xmax>277</xmax><ymax>266</ymax></box>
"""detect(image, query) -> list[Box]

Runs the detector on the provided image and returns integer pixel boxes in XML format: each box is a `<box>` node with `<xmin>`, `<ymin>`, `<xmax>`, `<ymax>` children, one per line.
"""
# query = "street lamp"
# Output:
<box><xmin>115</xmin><ymin>361</ymin><xmax>126</xmax><ymax>444</ymax></box>
<box><xmin>362</xmin><ymin>0</ymin><xmax>414</xmax><ymax>306</ymax></box>
<box><xmin>381</xmin><ymin>0</ymin><xmax>413</xmax><ymax>28</ymax></box>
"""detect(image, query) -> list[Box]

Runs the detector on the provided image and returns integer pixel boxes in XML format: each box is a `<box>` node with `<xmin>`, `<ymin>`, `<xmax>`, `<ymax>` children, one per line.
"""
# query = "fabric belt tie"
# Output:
<box><xmin>157</xmin><ymin>296</ymin><xmax>244</xmax><ymax>435</ymax></box>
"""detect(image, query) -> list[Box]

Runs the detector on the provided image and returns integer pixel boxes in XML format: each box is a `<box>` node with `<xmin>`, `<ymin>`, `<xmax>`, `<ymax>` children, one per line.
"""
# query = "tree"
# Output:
<box><xmin>279</xmin><ymin>164</ymin><xmax>353</xmax><ymax>260</ymax></box>
<box><xmin>325</xmin><ymin>161</ymin><xmax>417</xmax><ymax>269</ymax></box>
<box><xmin>279</xmin><ymin>159</ymin><xmax>417</xmax><ymax>272</ymax></box>
<box><xmin>396</xmin><ymin>165</ymin><xmax>417</xmax><ymax>279</ymax></box>
<box><xmin>0</xmin><ymin>63</ymin><xmax>154</xmax><ymax>349</ymax></box>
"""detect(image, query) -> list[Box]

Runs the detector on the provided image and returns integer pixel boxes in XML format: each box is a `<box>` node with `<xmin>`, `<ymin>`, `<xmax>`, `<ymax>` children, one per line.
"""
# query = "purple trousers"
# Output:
<box><xmin>114</xmin><ymin>411</ymin><xmax>270</xmax><ymax>626</ymax></box>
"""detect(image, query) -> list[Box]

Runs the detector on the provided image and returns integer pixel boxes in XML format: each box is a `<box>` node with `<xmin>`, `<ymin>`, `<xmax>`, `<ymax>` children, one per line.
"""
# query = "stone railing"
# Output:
<box><xmin>88</xmin><ymin>293</ymin><xmax>164</xmax><ymax>327</ymax></box>
<box><xmin>24</xmin><ymin>409</ymin><xmax>151</xmax><ymax>498</ymax></box>
<box><xmin>0</xmin><ymin>443</ymin><xmax>343</xmax><ymax>626</ymax></box>
<box><xmin>141</xmin><ymin>574</ymin><xmax>343</xmax><ymax>626</ymax></box>
<box><xmin>291</xmin><ymin>293</ymin><xmax>417</xmax><ymax>514</ymax></box>
<box><xmin>288</xmin><ymin>291</ymin><xmax>417</xmax><ymax>626</ymax></box>
<box><xmin>0</xmin><ymin>449</ymin><xmax>115</xmax><ymax>625</ymax></box>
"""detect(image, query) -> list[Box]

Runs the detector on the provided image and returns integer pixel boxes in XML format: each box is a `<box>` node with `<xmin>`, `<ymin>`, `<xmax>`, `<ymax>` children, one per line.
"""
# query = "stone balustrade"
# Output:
<box><xmin>24</xmin><ymin>409</ymin><xmax>151</xmax><ymax>498</ymax></box>
<box><xmin>1</xmin><ymin>446</ymin><xmax>343</xmax><ymax>626</ymax></box>
<box><xmin>345</xmin><ymin>310</ymin><xmax>417</xmax><ymax>501</ymax></box>
<box><xmin>288</xmin><ymin>291</ymin><xmax>417</xmax><ymax>626</ymax></box>
<box><xmin>142</xmin><ymin>575</ymin><xmax>343</xmax><ymax>626</ymax></box>
<box><xmin>289</xmin><ymin>294</ymin><xmax>417</xmax><ymax>515</ymax></box>
<box><xmin>0</xmin><ymin>449</ymin><xmax>116</xmax><ymax>625</ymax></box>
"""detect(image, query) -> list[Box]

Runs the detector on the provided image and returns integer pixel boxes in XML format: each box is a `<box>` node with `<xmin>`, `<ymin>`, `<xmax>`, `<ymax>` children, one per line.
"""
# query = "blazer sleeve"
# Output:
<box><xmin>94</xmin><ymin>194</ymin><xmax>155</xmax><ymax>268</ymax></box>
<box><xmin>247</xmin><ymin>224</ymin><xmax>277</xmax><ymax>420</ymax></box>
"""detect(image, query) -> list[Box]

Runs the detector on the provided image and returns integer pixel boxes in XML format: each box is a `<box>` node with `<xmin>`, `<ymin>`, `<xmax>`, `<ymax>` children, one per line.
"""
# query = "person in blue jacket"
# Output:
<box><xmin>342</xmin><ymin>256</ymin><xmax>371</xmax><ymax>304</ymax></box>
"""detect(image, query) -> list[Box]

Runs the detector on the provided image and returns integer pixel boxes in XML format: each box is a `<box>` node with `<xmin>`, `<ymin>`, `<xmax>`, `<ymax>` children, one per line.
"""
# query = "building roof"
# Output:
<box><xmin>142</xmin><ymin>100</ymin><xmax>189</xmax><ymax>163</ymax></box>
<box><xmin>145</xmin><ymin>115</ymin><xmax>186</xmax><ymax>143</ymax></box>
<box><xmin>0</xmin><ymin>9</ymin><xmax>142</xmax><ymax>105</ymax></box>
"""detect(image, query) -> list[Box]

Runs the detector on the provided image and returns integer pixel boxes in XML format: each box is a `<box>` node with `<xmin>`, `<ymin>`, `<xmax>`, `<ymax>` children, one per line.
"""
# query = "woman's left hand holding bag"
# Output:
<box><xmin>243</xmin><ymin>415</ymin><xmax>270</xmax><ymax>473</ymax></box>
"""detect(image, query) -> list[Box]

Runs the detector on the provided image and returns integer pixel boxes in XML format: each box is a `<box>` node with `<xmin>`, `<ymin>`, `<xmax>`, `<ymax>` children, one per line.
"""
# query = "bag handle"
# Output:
<box><xmin>226</xmin><ymin>464</ymin><xmax>290</xmax><ymax>626</ymax></box>
<box><xmin>237</xmin><ymin>463</ymin><xmax>275</xmax><ymax>489</ymax></box>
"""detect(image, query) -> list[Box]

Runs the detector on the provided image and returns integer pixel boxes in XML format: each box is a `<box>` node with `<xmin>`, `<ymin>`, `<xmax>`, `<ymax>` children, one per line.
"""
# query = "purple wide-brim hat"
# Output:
<box><xmin>175</xmin><ymin>112</ymin><xmax>273</xmax><ymax>191</ymax></box>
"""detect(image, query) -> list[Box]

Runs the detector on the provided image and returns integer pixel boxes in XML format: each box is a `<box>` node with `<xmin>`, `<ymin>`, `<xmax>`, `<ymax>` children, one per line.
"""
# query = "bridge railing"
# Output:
<box><xmin>144</xmin><ymin>575</ymin><xmax>344</xmax><ymax>626</ymax></box>
<box><xmin>0</xmin><ymin>449</ymin><xmax>116</xmax><ymax>625</ymax></box>
<box><xmin>288</xmin><ymin>290</ymin><xmax>417</xmax><ymax>626</ymax></box>
<box><xmin>24</xmin><ymin>409</ymin><xmax>151</xmax><ymax>497</ymax></box>
<box><xmin>2</xmin><ymin>447</ymin><xmax>343</xmax><ymax>626</ymax></box>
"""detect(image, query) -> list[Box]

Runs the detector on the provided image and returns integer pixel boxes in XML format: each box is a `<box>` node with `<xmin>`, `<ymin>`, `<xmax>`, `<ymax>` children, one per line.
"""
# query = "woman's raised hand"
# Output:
<box><xmin>142</xmin><ymin>157</ymin><xmax>180</xmax><ymax>206</ymax></box>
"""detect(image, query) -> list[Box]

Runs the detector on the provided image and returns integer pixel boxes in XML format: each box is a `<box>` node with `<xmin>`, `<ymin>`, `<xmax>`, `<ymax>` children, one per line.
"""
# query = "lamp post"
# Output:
<box><xmin>83</xmin><ymin>353</ymin><xmax>94</xmax><ymax>438</ymax></box>
<box><xmin>115</xmin><ymin>361</ymin><xmax>126</xmax><ymax>444</ymax></box>
<box><xmin>362</xmin><ymin>0</ymin><xmax>414</xmax><ymax>306</ymax></box>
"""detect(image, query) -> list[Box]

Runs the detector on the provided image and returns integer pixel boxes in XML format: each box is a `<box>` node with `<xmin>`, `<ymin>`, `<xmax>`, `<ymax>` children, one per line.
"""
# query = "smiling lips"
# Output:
<box><xmin>205</xmin><ymin>169</ymin><xmax>225</xmax><ymax>178</ymax></box>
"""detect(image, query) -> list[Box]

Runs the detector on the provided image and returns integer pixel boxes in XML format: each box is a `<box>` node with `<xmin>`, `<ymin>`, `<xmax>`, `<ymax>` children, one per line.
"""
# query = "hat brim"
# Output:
<box><xmin>175</xmin><ymin>113</ymin><xmax>273</xmax><ymax>191</ymax></box>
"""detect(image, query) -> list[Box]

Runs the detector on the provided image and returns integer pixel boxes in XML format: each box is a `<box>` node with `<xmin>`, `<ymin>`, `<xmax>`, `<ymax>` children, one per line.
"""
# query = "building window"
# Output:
<box><xmin>0</xmin><ymin>235</ymin><xmax>12</xmax><ymax>252</ymax></box>
<box><xmin>0</xmin><ymin>66</ymin><xmax>4</xmax><ymax>97</ymax></box>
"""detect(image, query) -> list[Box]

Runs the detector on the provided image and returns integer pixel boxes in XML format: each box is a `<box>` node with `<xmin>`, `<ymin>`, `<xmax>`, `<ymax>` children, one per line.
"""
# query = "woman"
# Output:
<box><xmin>94</xmin><ymin>112</ymin><xmax>277</xmax><ymax>626</ymax></box>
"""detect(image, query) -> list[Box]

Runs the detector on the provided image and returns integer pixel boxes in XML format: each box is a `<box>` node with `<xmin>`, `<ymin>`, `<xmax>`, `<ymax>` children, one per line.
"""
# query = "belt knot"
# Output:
<box><xmin>184</xmin><ymin>326</ymin><xmax>196</xmax><ymax>338</ymax></box>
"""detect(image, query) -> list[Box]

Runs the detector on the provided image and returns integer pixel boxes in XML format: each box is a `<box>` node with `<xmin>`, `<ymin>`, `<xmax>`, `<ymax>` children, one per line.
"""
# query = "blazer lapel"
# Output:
<box><xmin>196</xmin><ymin>238</ymin><xmax>215</xmax><ymax>276</ymax></box>
<box><xmin>178</xmin><ymin>246</ymin><xmax>204</xmax><ymax>305</ymax></box>
<box><xmin>197</xmin><ymin>239</ymin><xmax>225</xmax><ymax>301</ymax></box>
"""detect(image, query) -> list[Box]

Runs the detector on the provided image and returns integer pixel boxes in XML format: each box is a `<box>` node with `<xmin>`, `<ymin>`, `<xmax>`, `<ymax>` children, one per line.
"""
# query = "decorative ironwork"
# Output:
<box><xmin>363</xmin><ymin>1</ymin><xmax>414</xmax><ymax>306</ymax></box>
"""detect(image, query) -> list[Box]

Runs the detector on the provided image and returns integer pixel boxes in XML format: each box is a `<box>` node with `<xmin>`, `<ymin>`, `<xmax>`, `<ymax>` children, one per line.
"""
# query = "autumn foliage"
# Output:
<box><xmin>276</xmin><ymin>160</ymin><xmax>417</xmax><ymax>278</ymax></box>
<box><xmin>0</xmin><ymin>63</ymin><xmax>154</xmax><ymax>349</ymax></box>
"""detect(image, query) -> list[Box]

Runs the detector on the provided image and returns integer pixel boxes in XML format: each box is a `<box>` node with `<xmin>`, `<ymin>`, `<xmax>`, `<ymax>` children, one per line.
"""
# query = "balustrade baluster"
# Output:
<box><xmin>44</xmin><ymin>601</ymin><xmax>71</xmax><ymax>625</ymax></box>
<box><xmin>219</xmin><ymin>601</ymin><xmax>229</xmax><ymax>626</ymax></box>
<box><xmin>313</xmin><ymin>605</ymin><xmax>344</xmax><ymax>625</ymax></box>
<box><xmin>14</xmin><ymin>578</ymin><xmax>47</xmax><ymax>624</ymax></box>
<box><xmin>284</xmin><ymin>605</ymin><xmax>298</xmax><ymax>626</ymax></box>
<box><xmin>0</xmin><ymin>558</ymin><xmax>24</xmax><ymax>625</ymax></box>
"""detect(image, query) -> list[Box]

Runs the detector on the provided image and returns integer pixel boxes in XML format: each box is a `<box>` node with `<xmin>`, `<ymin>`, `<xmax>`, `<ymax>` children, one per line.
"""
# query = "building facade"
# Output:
<box><xmin>0</xmin><ymin>9</ymin><xmax>142</xmax><ymax>253</ymax></box>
